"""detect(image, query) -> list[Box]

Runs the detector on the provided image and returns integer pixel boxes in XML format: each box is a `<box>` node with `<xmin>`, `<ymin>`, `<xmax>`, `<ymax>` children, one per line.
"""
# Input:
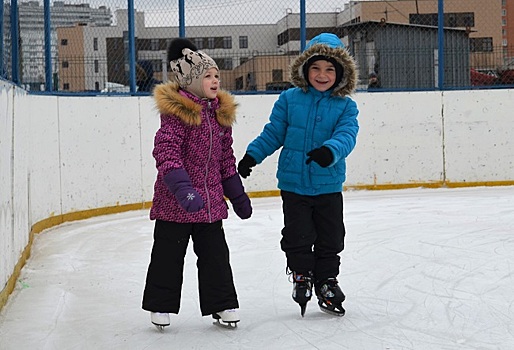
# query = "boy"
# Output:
<box><xmin>238</xmin><ymin>33</ymin><xmax>358</xmax><ymax>317</ymax></box>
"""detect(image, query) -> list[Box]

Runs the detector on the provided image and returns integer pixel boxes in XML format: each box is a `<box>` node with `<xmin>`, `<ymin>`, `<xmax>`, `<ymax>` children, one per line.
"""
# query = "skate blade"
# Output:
<box><xmin>300</xmin><ymin>303</ymin><xmax>307</xmax><ymax>317</ymax></box>
<box><xmin>212</xmin><ymin>314</ymin><xmax>239</xmax><ymax>328</ymax></box>
<box><xmin>152</xmin><ymin>323</ymin><xmax>169</xmax><ymax>331</ymax></box>
<box><xmin>213</xmin><ymin>319</ymin><xmax>239</xmax><ymax>328</ymax></box>
<box><xmin>318</xmin><ymin>301</ymin><xmax>345</xmax><ymax>317</ymax></box>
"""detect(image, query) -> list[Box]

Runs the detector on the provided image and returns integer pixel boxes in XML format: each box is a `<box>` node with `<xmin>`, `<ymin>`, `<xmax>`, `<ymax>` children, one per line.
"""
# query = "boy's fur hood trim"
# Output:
<box><xmin>290</xmin><ymin>44</ymin><xmax>358</xmax><ymax>97</ymax></box>
<box><xmin>153</xmin><ymin>81</ymin><xmax>237</xmax><ymax>127</ymax></box>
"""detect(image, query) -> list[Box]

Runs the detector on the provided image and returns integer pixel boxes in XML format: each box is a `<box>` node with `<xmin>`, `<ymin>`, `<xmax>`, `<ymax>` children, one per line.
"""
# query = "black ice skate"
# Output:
<box><xmin>315</xmin><ymin>278</ymin><xmax>346</xmax><ymax>316</ymax></box>
<box><xmin>291</xmin><ymin>271</ymin><xmax>313</xmax><ymax>317</ymax></box>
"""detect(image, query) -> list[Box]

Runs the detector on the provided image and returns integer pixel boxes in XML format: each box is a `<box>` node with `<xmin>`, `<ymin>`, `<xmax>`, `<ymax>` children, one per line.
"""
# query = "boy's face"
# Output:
<box><xmin>202</xmin><ymin>67</ymin><xmax>220</xmax><ymax>99</ymax></box>
<box><xmin>307</xmin><ymin>60</ymin><xmax>337</xmax><ymax>92</ymax></box>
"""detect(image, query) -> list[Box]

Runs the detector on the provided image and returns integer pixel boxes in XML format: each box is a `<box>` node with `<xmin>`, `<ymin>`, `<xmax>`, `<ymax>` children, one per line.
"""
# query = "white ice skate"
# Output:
<box><xmin>151</xmin><ymin>312</ymin><xmax>170</xmax><ymax>331</ymax></box>
<box><xmin>212</xmin><ymin>309</ymin><xmax>240</xmax><ymax>328</ymax></box>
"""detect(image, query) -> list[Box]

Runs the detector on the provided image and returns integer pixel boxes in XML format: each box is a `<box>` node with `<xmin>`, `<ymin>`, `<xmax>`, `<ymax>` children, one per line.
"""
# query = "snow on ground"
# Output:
<box><xmin>1</xmin><ymin>186</ymin><xmax>514</xmax><ymax>350</ymax></box>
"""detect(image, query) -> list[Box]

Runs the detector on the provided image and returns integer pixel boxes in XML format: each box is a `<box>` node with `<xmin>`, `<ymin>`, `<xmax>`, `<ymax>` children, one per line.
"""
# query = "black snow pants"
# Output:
<box><xmin>142</xmin><ymin>220</ymin><xmax>238</xmax><ymax>316</ymax></box>
<box><xmin>280</xmin><ymin>190</ymin><xmax>346</xmax><ymax>283</ymax></box>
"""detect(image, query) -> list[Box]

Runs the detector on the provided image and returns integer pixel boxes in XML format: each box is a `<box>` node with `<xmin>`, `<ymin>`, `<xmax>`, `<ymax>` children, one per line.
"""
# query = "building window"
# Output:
<box><xmin>272</xmin><ymin>69</ymin><xmax>283</xmax><ymax>82</ymax></box>
<box><xmin>93</xmin><ymin>38</ymin><xmax>98</xmax><ymax>51</ymax></box>
<box><xmin>470</xmin><ymin>37</ymin><xmax>493</xmax><ymax>52</ymax></box>
<box><xmin>63</xmin><ymin>83</ymin><xmax>70</xmax><ymax>90</ymax></box>
<box><xmin>62</xmin><ymin>61</ymin><xmax>69</xmax><ymax>68</ymax></box>
<box><xmin>208</xmin><ymin>38</ymin><xmax>215</xmax><ymax>49</ymax></box>
<box><xmin>239</xmin><ymin>36</ymin><xmax>248</xmax><ymax>49</ymax></box>
<box><xmin>94</xmin><ymin>60</ymin><xmax>99</xmax><ymax>73</ymax></box>
<box><xmin>216</xmin><ymin>58</ymin><xmax>232</xmax><ymax>70</ymax></box>
<box><xmin>95</xmin><ymin>82</ymin><xmax>100</xmax><ymax>90</ymax></box>
<box><xmin>151</xmin><ymin>39</ymin><xmax>159</xmax><ymax>51</ymax></box>
<box><xmin>223</xmin><ymin>36</ymin><xmax>232</xmax><ymax>49</ymax></box>
<box><xmin>153</xmin><ymin>60</ymin><xmax>162</xmax><ymax>73</ymax></box>
<box><xmin>61</xmin><ymin>39</ymin><xmax>68</xmax><ymax>46</ymax></box>
<box><xmin>193</xmin><ymin>38</ymin><xmax>204</xmax><ymax>49</ymax></box>
<box><xmin>410</xmin><ymin>12</ymin><xmax>474</xmax><ymax>27</ymax></box>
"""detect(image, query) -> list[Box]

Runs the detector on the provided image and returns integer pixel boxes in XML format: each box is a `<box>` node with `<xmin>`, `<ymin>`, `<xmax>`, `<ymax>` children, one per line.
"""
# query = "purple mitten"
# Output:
<box><xmin>164</xmin><ymin>168</ymin><xmax>204</xmax><ymax>213</ymax></box>
<box><xmin>222</xmin><ymin>174</ymin><xmax>252</xmax><ymax>219</ymax></box>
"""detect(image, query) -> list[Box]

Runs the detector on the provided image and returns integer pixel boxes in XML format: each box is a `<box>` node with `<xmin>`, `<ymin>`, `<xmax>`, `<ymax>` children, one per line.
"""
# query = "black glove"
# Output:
<box><xmin>237</xmin><ymin>153</ymin><xmax>257</xmax><ymax>179</ymax></box>
<box><xmin>306</xmin><ymin>146</ymin><xmax>333</xmax><ymax>168</ymax></box>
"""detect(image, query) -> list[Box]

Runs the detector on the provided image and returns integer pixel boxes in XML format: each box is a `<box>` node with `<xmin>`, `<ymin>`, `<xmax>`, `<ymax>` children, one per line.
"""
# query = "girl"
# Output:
<box><xmin>142</xmin><ymin>38</ymin><xmax>251</xmax><ymax>330</ymax></box>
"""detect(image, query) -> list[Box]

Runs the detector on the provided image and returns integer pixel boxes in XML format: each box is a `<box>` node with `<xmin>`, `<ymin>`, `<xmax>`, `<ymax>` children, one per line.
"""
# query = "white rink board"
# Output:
<box><xmin>26</xmin><ymin>95</ymin><xmax>62</xmax><ymax>224</ymax></box>
<box><xmin>12</xmin><ymin>91</ymin><xmax>32</xmax><ymax>266</ymax></box>
<box><xmin>0</xmin><ymin>82</ymin><xmax>15</xmax><ymax>290</ymax></box>
<box><xmin>233</xmin><ymin>94</ymin><xmax>280</xmax><ymax>193</ymax></box>
<box><xmin>443</xmin><ymin>89</ymin><xmax>514</xmax><ymax>183</ymax></box>
<box><xmin>348</xmin><ymin>91</ymin><xmax>444</xmax><ymax>186</ymax></box>
<box><xmin>57</xmin><ymin>96</ymin><xmax>145</xmax><ymax>213</ymax></box>
<box><xmin>139</xmin><ymin>96</ymin><xmax>160</xmax><ymax>202</ymax></box>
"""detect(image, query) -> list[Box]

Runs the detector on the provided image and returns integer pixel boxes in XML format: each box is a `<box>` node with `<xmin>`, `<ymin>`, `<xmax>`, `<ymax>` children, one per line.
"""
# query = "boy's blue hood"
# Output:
<box><xmin>305</xmin><ymin>33</ymin><xmax>346</xmax><ymax>50</ymax></box>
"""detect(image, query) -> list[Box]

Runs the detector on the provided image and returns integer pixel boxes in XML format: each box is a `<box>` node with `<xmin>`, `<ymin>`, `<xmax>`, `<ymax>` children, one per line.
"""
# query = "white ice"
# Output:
<box><xmin>1</xmin><ymin>187</ymin><xmax>514</xmax><ymax>350</ymax></box>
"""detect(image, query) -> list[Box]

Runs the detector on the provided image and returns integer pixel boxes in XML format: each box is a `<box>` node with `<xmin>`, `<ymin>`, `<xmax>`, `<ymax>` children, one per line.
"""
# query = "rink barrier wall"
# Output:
<box><xmin>1</xmin><ymin>79</ymin><xmax>514</xmax><ymax>311</ymax></box>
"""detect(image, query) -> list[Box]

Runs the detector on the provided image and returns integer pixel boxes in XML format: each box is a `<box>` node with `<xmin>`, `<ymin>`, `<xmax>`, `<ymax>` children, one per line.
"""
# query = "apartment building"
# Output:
<box><xmin>2</xmin><ymin>1</ymin><xmax>111</xmax><ymax>90</ymax></box>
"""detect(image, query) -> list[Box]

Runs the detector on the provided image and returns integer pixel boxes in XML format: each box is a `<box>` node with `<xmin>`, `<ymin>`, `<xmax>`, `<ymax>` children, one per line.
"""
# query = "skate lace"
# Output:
<box><xmin>319</xmin><ymin>283</ymin><xmax>335</xmax><ymax>298</ymax></box>
<box><xmin>286</xmin><ymin>267</ymin><xmax>313</xmax><ymax>285</ymax></box>
<box><xmin>317</xmin><ymin>278</ymin><xmax>344</xmax><ymax>300</ymax></box>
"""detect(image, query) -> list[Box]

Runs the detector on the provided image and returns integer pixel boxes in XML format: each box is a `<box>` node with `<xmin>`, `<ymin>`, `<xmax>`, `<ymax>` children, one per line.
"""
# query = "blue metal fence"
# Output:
<box><xmin>1</xmin><ymin>0</ymin><xmax>513</xmax><ymax>95</ymax></box>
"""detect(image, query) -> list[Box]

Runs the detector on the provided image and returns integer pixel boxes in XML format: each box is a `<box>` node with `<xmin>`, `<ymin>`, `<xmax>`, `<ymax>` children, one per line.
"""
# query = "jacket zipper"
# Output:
<box><xmin>204</xmin><ymin>101</ymin><xmax>213</xmax><ymax>223</ymax></box>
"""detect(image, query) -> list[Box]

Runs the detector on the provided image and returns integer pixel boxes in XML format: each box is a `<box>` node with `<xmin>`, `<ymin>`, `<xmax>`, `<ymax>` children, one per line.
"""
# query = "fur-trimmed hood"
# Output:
<box><xmin>153</xmin><ymin>81</ymin><xmax>237</xmax><ymax>127</ymax></box>
<box><xmin>290</xmin><ymin>33</ymin><xmax>358</xmax><ymax>97</ymax></box>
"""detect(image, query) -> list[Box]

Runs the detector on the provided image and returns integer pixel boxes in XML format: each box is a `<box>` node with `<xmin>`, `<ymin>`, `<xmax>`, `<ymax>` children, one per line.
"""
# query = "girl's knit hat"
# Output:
<box><xmin>167</xmin><ymin>38</ymin><xmax>219</xmax><ymax>98</ymax></box>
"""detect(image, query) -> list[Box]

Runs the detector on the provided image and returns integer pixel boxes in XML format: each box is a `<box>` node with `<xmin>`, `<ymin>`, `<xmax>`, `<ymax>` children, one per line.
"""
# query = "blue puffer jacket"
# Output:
<box><xmin>246</xmin><ymin>33</ymin><xmax>359</xmax><ymax>195</ymax></box>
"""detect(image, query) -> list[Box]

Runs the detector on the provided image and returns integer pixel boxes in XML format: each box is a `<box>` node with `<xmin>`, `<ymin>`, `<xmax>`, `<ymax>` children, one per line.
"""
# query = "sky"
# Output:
<box><xmin>1</xmin><ymin>186</ymin><xmax>514</xmax><ymax>349</ymax></box>
<box><xmin>60</xmin><ymin>0</ymin><xmax>353</xmax><ymax>26</ymax></box>
<box><xmin>140</xmin><ymin>0</ymin><xmax>352</xmax><ymax>26</ymax></box>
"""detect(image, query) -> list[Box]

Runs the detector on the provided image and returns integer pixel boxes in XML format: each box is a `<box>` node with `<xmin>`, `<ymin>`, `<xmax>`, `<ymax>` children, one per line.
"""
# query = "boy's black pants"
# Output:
<box><xmin>142</xmin><ymin>220</ymin><xmax>238</xmax><ymax>316</ymax></box>
<box><xmin>280</xmin><ymin>190</ymin><xmax>346</xmax><ymax>283</ymax></box>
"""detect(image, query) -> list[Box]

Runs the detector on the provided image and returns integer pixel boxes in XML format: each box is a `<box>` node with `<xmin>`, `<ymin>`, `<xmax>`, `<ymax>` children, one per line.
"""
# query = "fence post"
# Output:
<box><xmin>0</xmin><ymin>0</ymin><xmax>4</xmax><ymax>78</ymax></box>
<box><xmin>300</xmin><ymin>0</ymin><xmax>306</xmax><ymax>52</ymax></box>
<box><xmin>10</xmin><ymin>0</ymin><xmax>19</xmax><ymax>84</ymax></box>
<box><xmin>438</xmin><ymin>0</ymin><xmax>444</xmax><ymax>90</ymax></box>
<box><xmin>44</xmin><ymin>0</ymin><xmax>52</xmax><ymax>91</ymax></box>
<box><xmin>128</xmin><ymin>0</ymin><xmax>136</xmax><ymax>93</ymax></box>
<box><xmin>179</xmin><ymin>0</ymin><xmax>185</xmax><ymax>37</ymax></box>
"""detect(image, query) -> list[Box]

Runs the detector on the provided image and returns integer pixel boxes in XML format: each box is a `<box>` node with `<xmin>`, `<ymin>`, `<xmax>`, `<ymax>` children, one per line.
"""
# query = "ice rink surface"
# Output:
<box><xmin>1</xmin><ymin>186</ymin><xmax>514</xmax><ymax>350</ymax></box>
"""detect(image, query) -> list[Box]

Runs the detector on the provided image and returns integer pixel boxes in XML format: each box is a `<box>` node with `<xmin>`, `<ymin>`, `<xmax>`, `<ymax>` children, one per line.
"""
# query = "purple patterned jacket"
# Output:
<box><xmin>150</xmin><ymin>82</ymin><xmax>239</xmax><ymax>223</ymax></box>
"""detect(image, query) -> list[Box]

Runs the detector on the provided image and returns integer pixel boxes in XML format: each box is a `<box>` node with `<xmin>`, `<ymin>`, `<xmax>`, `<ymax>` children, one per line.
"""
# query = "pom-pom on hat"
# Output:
<box><xmin>167</xmin><ymin>38</ymin><xmax>219</xmax><ymax>98</ymax></box>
